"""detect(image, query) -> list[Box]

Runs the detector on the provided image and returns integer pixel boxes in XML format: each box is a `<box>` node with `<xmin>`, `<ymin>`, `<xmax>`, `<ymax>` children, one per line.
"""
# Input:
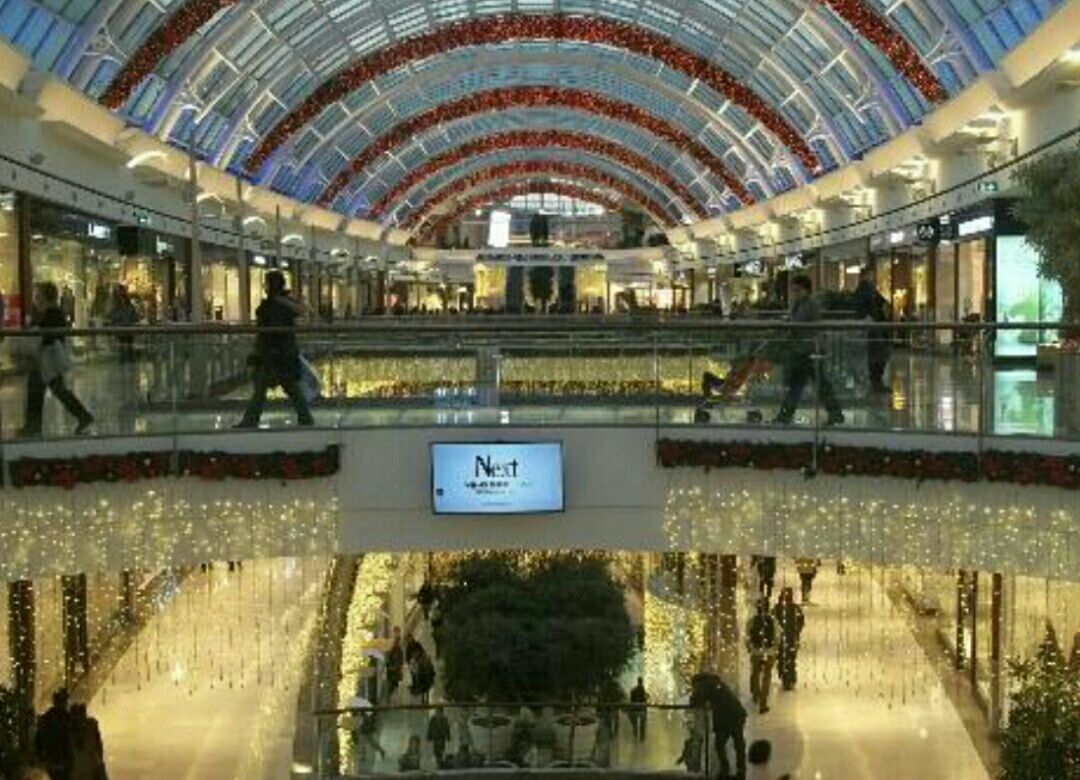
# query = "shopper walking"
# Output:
<box><xmin>746</xmin><ymin>598</ymin><xmax>778</xmax><ymax>714</ymax></box>
<box><xmin>773</xmin><ymin>275</ymin><xmax>844</xmax><ymax>427</ymax></box>
<box><xmin>235</xmin><ymin>270</ymin><xmax>314</xmax><ymax>429</ymax></box>
<box><xmin>106</xmin><ymin>284</ymin><xmax>139</xmax><ymax>363</ymax></box>
<box><xmin>795</xmin><ymin>559</ymin><xmax>820</xmax><ymax>605</ymax></box>
<box><xmin>852</xmin><ymin>267</ymin><xmax>891</xmax><ymax>393</ymax></box>
<box><xmin>20</xmin><ymin>283</ymin><xmax>94</xmax><ymax>437</ymax></box>
<box><xmin>35</xmin><ymin>689</ymin><xmax>73</xmax><ymax>780</ymax></box>
<box><xmin>427</xmin><ymin>707</ymin><xmax>452</xmax><ymax>767</ymax></box>
<box><xmin>753</xmin><ymin>556</ymin><xmax>776</xmax><ymax>601</ymax></box>
<box><xmin>690</xmin><ymin>673</ymin><xmax>747</xmax><ymax>780</ymax></box>
<box><xmin>385</xmin><ymin>627</ymin><xmax>404</xmax><ymax>701</ymax></box>
<box><xmin>628</xmin><ymin>677</ymin><xmax>648</xmax><ymax>741</ymax></box>
<box><xmin>772</xmin><ymin>588</ymin><xmax>805</xmax><ymax>691</ymax></box>
<box><xmin>68</xmin><ymin>703</ymin><xmax>107</xmax><ymax>780</ymax></box>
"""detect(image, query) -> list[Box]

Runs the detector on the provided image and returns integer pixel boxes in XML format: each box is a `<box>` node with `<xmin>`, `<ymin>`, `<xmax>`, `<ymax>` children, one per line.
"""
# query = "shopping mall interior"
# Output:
<box><xmin>0</xmin><ymin>1</ymin><xmax>1079</xmax><ymax>779</ymax></box>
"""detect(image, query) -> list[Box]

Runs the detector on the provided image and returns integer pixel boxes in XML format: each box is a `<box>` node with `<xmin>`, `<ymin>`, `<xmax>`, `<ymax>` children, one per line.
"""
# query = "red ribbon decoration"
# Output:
<box><xmin>317</xmin><ymin>87</ymin><xmax>753</xmax><ymax>209</ymax></box>
<box><xmin>401</xmin><ymin>160</ymin><xmax>678</xmax><ymax>231</ymax></box>
<box><xmin>367</xmin><ymin>130</ymin><xmax>708</xmax><ymax>221</ymax></box>
<box><xmin>242</xmin><ymin>14</ymin><xmax>820</xmax><ymax>175</ymax></box>
<box><xmin>100</xmin><ymin>0</ymin><xmax>239</xmax><ymax>110</ymax></box>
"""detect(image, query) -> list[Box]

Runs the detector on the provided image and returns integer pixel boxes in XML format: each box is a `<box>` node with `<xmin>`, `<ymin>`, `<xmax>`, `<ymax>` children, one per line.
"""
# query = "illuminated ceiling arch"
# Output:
<box><xmin>230</xmin><ymin>15</ymin><xmax>825</xmax><ymax>175</ymax></box>
<box><xmin>366</xmin><ymin>131</ymin><xmax>708</xmax><ymax>222</ymax></box>
<box><xmin>384</xmin><ymin>147</ymin><xmax>696</xmax><ymax>228</ymax></box>
<box><xmin>401</xmin><ymin>161</ymin><xmax>679</xmax><ymax>231</ymax></box>
<box><xmin>420</xmin><ymin>181</ymin><xmax>627</xmax><ymax>239</ymax></box>
<box><xmin>0</xmin><ymin>0</ymin><xmax>1063</xmax><ymax>223</ymax></box>
<box><xmin>317</xmin><ymin>87</ymin><xmax>754</xmax><ymax>209</ymax></box>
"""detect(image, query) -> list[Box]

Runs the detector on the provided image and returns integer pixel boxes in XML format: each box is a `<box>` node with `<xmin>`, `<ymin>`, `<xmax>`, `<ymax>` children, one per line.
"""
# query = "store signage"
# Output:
<box><xmin>915</xmin><ymin>221</ymin><xmax>939</xmax><ymax>243</ymax></box>
<box><xmin>783</xmin><ymin>253</ymin><xmax>806</xmax><ymax>270</ymax></box>
<box><xmin>958</xmin><ymin>215</ymin><xmax>995</xmax><ymax>238</ymax></box>
<box><xmin>86</xmin><ymin>222</ymin><xmax>110</xmax><ymax>240</ymax></box>
<box><xmin>889</xmin><ymin>230</ymin><xmax>907</xmax><ymax>245</ymax></box>
<box><xmin>475</xmin><ymin>252</ymin><xmax>605</xmax><ymax>264</ymax></box>
<box><xmin>431</xmin><ymin>442</ymin><xmax>565</xmax><ymax>515</ymax></box>
<box><xmin>737</xmin><ymin>260</ymin><xmax>765</xmax><ymax>277</ymax></box>
<box><xmin>976</xmin><ymin>180</ymin><xmax>1000</xmax><ymax>195</ymax></box>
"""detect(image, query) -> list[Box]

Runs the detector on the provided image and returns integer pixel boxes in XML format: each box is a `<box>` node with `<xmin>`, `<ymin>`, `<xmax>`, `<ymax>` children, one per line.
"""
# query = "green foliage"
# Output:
<box><xmin>434</xmin><ymin>554</ymin><xmax>634</xmax><ymax>703</ymax></box>
<box><xmin>1011</xmin><ymin>143</ymin><xmax>1080</xmax><ymax>323</ymax></box>
<box><xmin>999</xmin><ymin>649</ymin><xmax>1080</xmax><ymax>780</ymax></box>
<box><xmin>527</xmin><ymin>266</ymin><xmax>556</xmax><ymax>313</ymax></box>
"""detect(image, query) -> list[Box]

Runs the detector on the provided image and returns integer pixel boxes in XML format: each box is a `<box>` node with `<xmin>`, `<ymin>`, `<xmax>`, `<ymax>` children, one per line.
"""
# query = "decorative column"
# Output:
<box><xmin>235</xmin><ymin>178</ymin><xmax>251</xmax><ymax>323</ymax></box>
<box><xmin>188</xmin><ymin>146</ymin><xmax>204</xmax><ymax>324</ymax></box>
<box><xmin>989</xmin><ymin>572</ymin><xmax>1004</xmax><ymax>731</ymax></box>
<box><xmin>717</xmin><ymin>555</ymin><xmax>739</xmax><ymax>683</ymax></box>
<box><xmin>9</xmin><ymin>580</ymin><xmax>35</xmax><ymax>743</ymax></box>
<box><xmin>120</xmin><ymin>570</ymin><xmax>137</xmax><ymax>625</ymax></box>
<box><xmin>62</xmin><ymin>574</ymin><xmax>89</xmax><ymax>685</ymax></box>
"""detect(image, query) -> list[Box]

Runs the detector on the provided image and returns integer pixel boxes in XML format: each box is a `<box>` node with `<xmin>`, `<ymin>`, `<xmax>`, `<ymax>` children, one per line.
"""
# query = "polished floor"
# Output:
<box><xmin>0</xmin><ymin>349</ymin><xmax>1073</xmax><ymax>440</ymax></box>
<box><xmin>77</xmin><ymin>554</ymin><xmax>992</xmax><ymax>779</ymax></box>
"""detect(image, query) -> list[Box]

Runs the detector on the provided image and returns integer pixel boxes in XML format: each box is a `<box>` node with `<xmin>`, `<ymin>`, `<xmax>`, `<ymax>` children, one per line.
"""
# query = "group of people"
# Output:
<box><xmin>385</xmin><ymin>626</ymin><xmax>437</xmax><ymax>705</ymax></box>
<box><xmin>34</xmin><ymin>688</ymin><xmax>108</xmax><ymax>780</ymax></box>
<box><xmin>745</xmin><ymin>556</ymin><xmax>818</xmax><ymax>714</ymax></box>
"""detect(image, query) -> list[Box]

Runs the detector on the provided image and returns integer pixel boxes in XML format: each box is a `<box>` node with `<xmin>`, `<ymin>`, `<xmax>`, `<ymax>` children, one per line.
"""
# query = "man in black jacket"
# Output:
<box><xmin>774</xmin><ymin>275</ymin><xmax>843</xmax><ymax>427</ymax></box>
<box><xmin>36</xmin><ymin>688</ymin><xmax>72</xmax><ymax>780</ymax></box>
<box><xmin>236</xmin><ymin>271</ymin><xmax>314</xmax><ymax>428</ymax></box>
<box><xmin>852</xmin><ymin>267</ymin><xmax>891</xmax><ymax>393</ymax></box>
<box><xmin>691</xmin><ymin>673</ymin><xmax>748</xmax><ymax>780</ymax></box>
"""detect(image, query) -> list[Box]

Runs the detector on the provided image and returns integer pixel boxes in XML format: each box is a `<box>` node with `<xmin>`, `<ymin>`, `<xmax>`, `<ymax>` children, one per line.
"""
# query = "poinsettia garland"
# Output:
<box><xmin>100</xmin><ymin>0</ymin><xmax>239</xmax><ymax>109</ymax></box>
<box><xmin>656</xmin><ymin>439</ymin><xmax>1080</xmax><ymax>490</ymax></box>
<box><xmin>244</xmin><ymin>14</ymin><xmax>819</xmax><ymax>175</ymax></box>
<box><xmin>368</xmin><ymin>130</ymin><xmax>707</xmax><ymax>221</ymax></box>
<box><xmin>317</xmin><ymin>87</ymin><xmax>752</xmax><ymax>208</ymax></box>
<box><xmin>7</xmin><ymin>446</ymin><xmax>340</xmax><ymax>490</ymax></box>
<box><xmin>423</xmin><ymin>182</ymin><xmax>623</xmax><ymax>239</ymax></box>
<box><xmin>403</xmin><ymin>160</ymin><xmax>676</xmax><ymax>230</ymax></box>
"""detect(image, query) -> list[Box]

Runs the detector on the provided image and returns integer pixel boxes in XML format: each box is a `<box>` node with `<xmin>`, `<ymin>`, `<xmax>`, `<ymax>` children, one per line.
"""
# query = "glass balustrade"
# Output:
<box><xmin>0</xmin><ymin>320</ymin><xmax>1074</xmax><ymax>441</ymax></box>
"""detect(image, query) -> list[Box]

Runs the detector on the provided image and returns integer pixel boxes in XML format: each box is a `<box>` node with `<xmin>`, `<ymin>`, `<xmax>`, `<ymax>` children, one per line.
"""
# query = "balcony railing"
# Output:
<box><xmin>310</xmin><ymin>701</ymin><xmax>712</xmax><ymax>779</ymax></box>
<box><xmin>0</xmin><ymin>319</ymin><xmax>1075</xmax><ymax>442</ymax></box>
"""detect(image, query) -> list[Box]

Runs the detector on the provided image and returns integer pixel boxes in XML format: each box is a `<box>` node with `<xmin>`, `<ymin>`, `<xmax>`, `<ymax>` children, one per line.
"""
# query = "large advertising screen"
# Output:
<box><xmin>995</xmin><ymin>237</ymin><xmax>1063</xmax><ymax>358</ymax></box>
<box><xmin>431</xmin><ymin>442</ymin><xmax>565</xmax><ymax>515</ymax></box>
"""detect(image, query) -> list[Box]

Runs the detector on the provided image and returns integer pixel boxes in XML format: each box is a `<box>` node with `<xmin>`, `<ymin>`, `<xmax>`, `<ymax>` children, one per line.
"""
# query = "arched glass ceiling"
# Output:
<box><xmin>0</xmin><ymin>0</ymin><xmax>1063</xmax><ymax>218</ymax></box>
<box><xmin>383</xmin><ymin>147</ymin><xmax>694</xmax><ymax>226</ymax></box>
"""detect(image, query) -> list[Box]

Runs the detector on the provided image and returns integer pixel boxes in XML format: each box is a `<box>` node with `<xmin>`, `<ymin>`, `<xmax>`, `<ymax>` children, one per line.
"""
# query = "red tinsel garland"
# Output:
<box><xmin>317</xmin><ymin>87</ymin><xmax>752</xmax><ymax>208</ymax></box>
<box><xmin>656</xmin><ymin>439</ymin><xmax>1080</xmax><ymax>490</ymax></box>
<box><xmin>242</xmin><ymin>14</ymin><xmax>819</xmax><ymax>175</ymax></box>
<box><xmin>368</xmin><ymin>130</ymin><xmax>708</xmax><ymax>221</ymax></box>
<box><xmin>401</xmin><ymin>160</ymin><xmax>677</xmax><ymax>231</ymax></box>
<box><xmin>100</xmin><ymin>0</ymin><xmax>239</xmax><ymax>110</ymax></box>
<box><xmin>420</xmin><ymin>182</ymin><xmax>623</xmax><ymax>240</ymax></box>
<box><xmin>819</xmin><ymin>0</ymin><xmax>947</xmax><ymax>103</ymax></box>
<box><xmin>7</xmin><ymin>446</ymin><xmax>340</xmax><ymax>490</ymax></box>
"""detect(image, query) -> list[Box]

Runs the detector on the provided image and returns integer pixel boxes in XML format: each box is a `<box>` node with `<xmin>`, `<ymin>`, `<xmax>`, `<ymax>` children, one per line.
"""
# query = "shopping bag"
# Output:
<box><xmin>39</xmin><ymin>340</ymin><xmax>74</xmax><ymax>383</ymax></box>
<box><xmin>298</xmin><ymin>355</ymin><xmax>322</xmax><ymax>403</ymax></box>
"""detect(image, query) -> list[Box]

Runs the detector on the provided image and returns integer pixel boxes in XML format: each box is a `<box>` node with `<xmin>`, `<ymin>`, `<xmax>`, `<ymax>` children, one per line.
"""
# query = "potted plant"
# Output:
<box><xmin>1011</xmin><ymin>143</ymin><xmax>1080</xmax><ymax>431</ymax></box>
<box><xmin>433</xmin><ymin>555</ymin><xmax>635</xmax><ymax>765</ymax></box>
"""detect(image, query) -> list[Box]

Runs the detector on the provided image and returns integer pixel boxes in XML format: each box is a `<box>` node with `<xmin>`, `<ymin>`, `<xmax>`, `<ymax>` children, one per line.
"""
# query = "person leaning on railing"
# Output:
<box><xmin>235</xmin><ymin>271</ymin><xmax>315</xmax><ymax>429</ymax></box>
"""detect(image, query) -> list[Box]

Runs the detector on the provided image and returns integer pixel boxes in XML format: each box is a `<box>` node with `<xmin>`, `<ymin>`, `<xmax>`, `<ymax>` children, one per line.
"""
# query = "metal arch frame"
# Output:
<box><xmin>418</xmin><ymin>182</ymin><xmax>628</xmax><ymax>239</ymax></box>
<box><xmin>907</xmin><ymin>0</ymin><xmax>994</xmax><ymax>74</ymax></box>
<box><xmin>279</xmin><ymin>49</ymin><xmax>780</xmax><ymax>202</ymax></box>
<box><xmin>54</xmin><ymin>0</ymin><xmax>127</xmax><ymax>80</ymax></box>
<box><xmin>408</xmin><ymin>171</ymin><xmax>674</xmax><ymax>234</ymax></box>
<box><xmin>381</xmin><ymin>147</ymin><xmax>694</xmax><ymax>227</ymax></box>
<box><xmin>362</xmin><ymin>130</ymin><xmax>710</xmax><ymax>222</ymax></box>
<box><xmin>103</xmin><ymin>0</ymin><xmax>912</xmax><ymax>187</ymax></box>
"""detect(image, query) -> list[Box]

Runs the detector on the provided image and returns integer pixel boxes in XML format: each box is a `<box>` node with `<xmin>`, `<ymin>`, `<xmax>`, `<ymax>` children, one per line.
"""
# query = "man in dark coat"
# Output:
<box><xmin>690</xmin><ymin>673</ymin><xmax>748</xmax><ymax>780</ymax></box>
<box><xmin>852</xmin><ymin>266</ymin><xmax>891</xmax><ymax>393</ymax></box>
<box><xmin>36</xmin><ymin>688</ymin><xmax>73</xmax><ymax>780</ymax></box>
<box><xmin>236</xmin><ymin>270</ymin><xmax>314</xmax><ymax>428</ymax></box>
<box><xmin>427</xmin><ymin>707</ymin><xmax>452</xmax><ymax>767</ymax></box>
<box><xmin>772</xmin><ymin>587</ymin><xmax>806</xmax><ymax>691</ymax></box>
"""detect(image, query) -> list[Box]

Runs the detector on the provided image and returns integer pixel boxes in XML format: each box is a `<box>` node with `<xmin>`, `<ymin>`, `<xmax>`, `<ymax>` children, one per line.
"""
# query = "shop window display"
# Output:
<box><xmin>0</xmin><ymin>192</ymin><xmax>20</xmax><ymax>328</ymax></box>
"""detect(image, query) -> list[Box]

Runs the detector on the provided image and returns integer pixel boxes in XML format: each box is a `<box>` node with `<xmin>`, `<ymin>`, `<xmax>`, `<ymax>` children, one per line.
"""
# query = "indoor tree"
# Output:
<box><xmin>433</xmin><ymin>554</ymin><xmax>634</xmax><ymax>703</ymax></box>
<box><xmin>1011</xmin><ymin>141</ymin><xmax>1080</xmax><ymax>333</ymax></box>
<box><xmin>527</xmin><ymin>266</ymin><xmax>556</xmax><ymax>314</ymax></box>
<box><xmin>998</xmin><ymin>629</ymin><xmax>1080</xmax><ymax>780</ymax></box>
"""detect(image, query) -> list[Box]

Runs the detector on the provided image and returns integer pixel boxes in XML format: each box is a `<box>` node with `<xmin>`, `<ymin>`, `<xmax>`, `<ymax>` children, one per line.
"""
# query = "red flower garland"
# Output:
<box><xmin>100</xmin><ymin>0</ymin><xmax>239</xmax><ymax>110</ymax></box>
<box><xmin>420</xmin><ymin>182</ymin><xmax>623</xmax><ymax>240</ymax></box>
<box><xmin>656</xmin><ymin>439</ymin><xmax>1080</xmax><ymax>490</ymax></box>
<box><xmin>819</xmin><ymin>0</ymin><xmax>946</xmax><ymax>103</ymax></box>
<box><xmin>242</xmin><ymin>14</ymin><xmax>819</xmax><ymax>175</ymax></box>
<box><xmin>7</xmin><ymin>446</ymin><xmax>340</xmax><ymax>490</ymax></box>
<box><xmin>401</xmin><ymin>160</ymin><xmax>677</xmax><ymax>231</ymax></box>
<box><xmin>368</xmin><ymin>130</ymin><xmax>708</xmax><ymax>221</ymax></box>
<box><xmin>317</xmin><ymin>86</ymin><xmax>752</xmax><ymax>208</ymax></box>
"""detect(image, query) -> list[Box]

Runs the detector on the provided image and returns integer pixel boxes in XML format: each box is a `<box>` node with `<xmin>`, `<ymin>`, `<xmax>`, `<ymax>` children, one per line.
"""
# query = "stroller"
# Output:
<box><xmin>693</xmin><ymin>340</ymin><xmax>777</xmax><ymax>424</ymax></box>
